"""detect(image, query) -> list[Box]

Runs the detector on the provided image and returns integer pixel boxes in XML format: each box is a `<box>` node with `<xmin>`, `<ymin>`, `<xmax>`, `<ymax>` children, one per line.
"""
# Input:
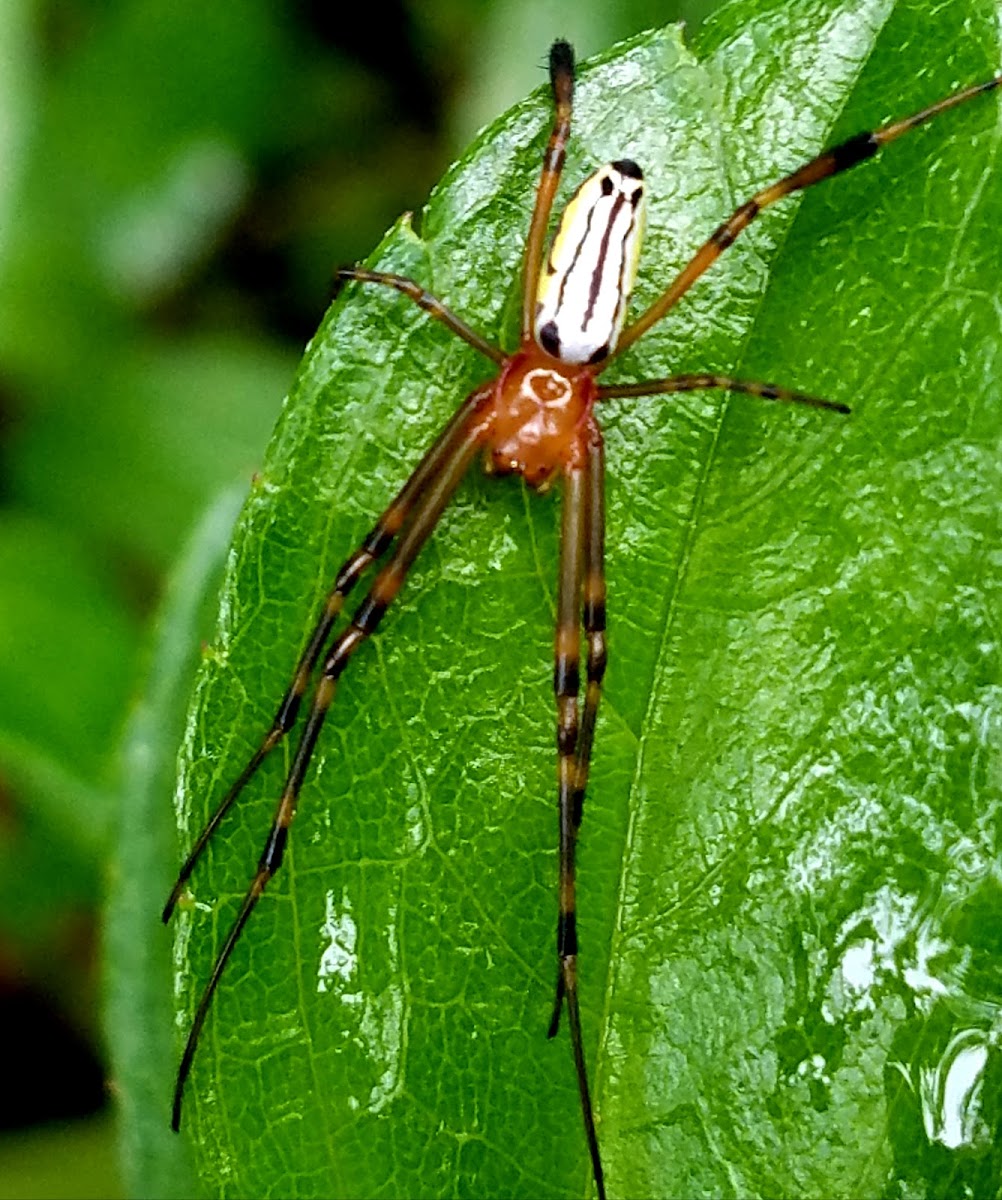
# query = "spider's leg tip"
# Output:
<box><xmin>549</xmin><ymin>39</ymin><xmax>574</xmax><ymax>73</ymax></box>
<box><xmin>329</xmin><ymin>267</ymin><xmax>356</xmax><ymax>301</ymax></box>
<box><xmin>162</xmin><ymin>887</ymin><xmax>181</xmax><ymax>923</ymax></box>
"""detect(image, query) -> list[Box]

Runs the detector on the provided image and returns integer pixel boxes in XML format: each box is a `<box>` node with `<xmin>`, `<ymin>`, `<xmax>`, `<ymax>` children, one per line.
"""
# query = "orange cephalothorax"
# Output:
<box><xmin>486</xmin><ymin>348</ymin><xmax>598</xmax><ymax>487</ymax></box>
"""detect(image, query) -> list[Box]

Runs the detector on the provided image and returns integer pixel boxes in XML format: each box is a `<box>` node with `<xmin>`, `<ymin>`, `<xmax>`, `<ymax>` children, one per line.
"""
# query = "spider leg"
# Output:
<box><xmin>569</xmin><ymin>427</ymin><xmax>607</xmax><ymax>893</ymax></box>
<box><xmin>609</xmin><ymin>72</ymin><xmax>1002</xmax><ymax>360</ymax></box>
<box><xmin>546</xmin><ymin>432</ymin><xmax>606</xmax><ymax>1200</ymax></box>
<box><xmin>334</xmin><ymin>268</ymin><xmax>503</xmax><ymax>363</ymax></box>
<box><xmin>599</xmin><ymin>372</ymin><xmax>851</xmax><ymax>414</ymax></box>
<box><xmin>162</xmin><ymin>388</ymin><xmax>490</xmax><ymax>923</ymax></box>
<box><xmin>522</xmin><ymin>41</ymin><xmax>575</xmax><ymax>339</ymax></box>
<box><xmin>171</xmin><ymin>393</ymin><xmax>489</xmax><ymax>1131</ymax></box>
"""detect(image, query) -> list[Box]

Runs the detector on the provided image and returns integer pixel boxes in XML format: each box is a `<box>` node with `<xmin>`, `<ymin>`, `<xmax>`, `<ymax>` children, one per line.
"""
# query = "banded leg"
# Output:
<box><xmin>609</xmin><ymin>72</ymin><xmax>1002</xmax><ymax>360</ymax></box>
<box><xmin>170</xmin><ymin>396</ymin><xmax>489</xmax><ymax>1131</ymax></box>
<box><xmin>567</xmin><ymin>426</ymin><xmax>607</xmax><ymax>953</ymax></box>
<box><xmin>521</xmin><ymin>40</ymin><xmax>575</xmax><ymax>338</ymax></box>
<box><xmin>163</xmin><ymin>388</ymin><xmax>490</xmax><ymax>923</ymax></box>
<box><xmin>334</xmin><ymin>268</ymin><xmax>503</xmax><ymax>364</ymax></box>
<box><xmin>599</xmin><ymin>372</ymin><xmax>851</xmax><ymax>414</ymax></box>
<box><xmin>547</xmin><ymin>450</ymin><xmax>606</xmax><ymax>1200</ymax></box>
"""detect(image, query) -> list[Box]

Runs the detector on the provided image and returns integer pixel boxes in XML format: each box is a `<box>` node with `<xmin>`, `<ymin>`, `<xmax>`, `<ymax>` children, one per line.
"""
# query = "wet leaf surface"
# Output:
<box><xmin>157</xmin><ymin>4</ymin><xmax>1002</xmax><ymax>1195</ymax></box>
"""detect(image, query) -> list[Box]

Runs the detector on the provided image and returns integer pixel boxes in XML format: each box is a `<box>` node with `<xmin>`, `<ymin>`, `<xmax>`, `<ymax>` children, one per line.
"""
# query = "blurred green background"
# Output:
<box><xmin>0</xmin><ymin>1</ymin><xmax>718</xmax><ymax>1195</ymax></box>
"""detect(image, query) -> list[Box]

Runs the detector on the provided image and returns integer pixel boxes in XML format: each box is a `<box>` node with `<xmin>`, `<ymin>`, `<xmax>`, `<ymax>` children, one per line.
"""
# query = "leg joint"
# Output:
<box><xmin>335</xmin><ymin>549</ymin><xmax>372</xmax><ymax>593</ymax></box>
<box><xmin>258</xmin><ymin>822</ymin><xmax>289</xmax><ymax>874</ymax></box>
<box><xmin>557</xmin><ymin>715</ymin><xmax>578</xmax><ymax>757</ymax></box>
<box><xmin>354</xmin><ymin>594</ymin><xmax>388</xmax><ymax>636</ymax></box>
<box><xmin>583</xmin><ymin>596</ymin><xmax>606</xmax><ymax>632</ymax></box>
<box><xmin>585</xmin><ymin>634</ymin><xmax>607</xmax><ymax>682</ymax></box>
<box><xmin>557</xmin><ymin>910</ymin><xmax>578</xmax><ymax>957</ymax></box>
<box><xmin>554</xmin><ymin>657</ymin><xmax>580</xmax><ymax>697</ymax></box>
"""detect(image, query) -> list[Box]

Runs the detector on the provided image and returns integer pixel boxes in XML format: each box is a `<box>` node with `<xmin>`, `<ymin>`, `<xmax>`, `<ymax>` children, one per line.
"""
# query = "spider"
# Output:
<box><xmin>164</xmin><ymin>38</ymin><xmax>1002</xmax><ymax>1200</ymax></box>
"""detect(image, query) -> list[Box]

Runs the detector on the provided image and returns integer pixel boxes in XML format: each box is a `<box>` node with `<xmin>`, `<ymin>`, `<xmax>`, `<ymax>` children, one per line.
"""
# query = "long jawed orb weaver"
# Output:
<box><xmin>164</xmin><ymin>39</ymin><xmax>1002</xmax><ymax>1200</ymax></box>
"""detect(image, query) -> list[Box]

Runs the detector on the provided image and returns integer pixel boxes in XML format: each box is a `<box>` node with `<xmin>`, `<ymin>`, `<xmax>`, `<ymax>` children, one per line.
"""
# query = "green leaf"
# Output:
<box><xmin>163</xmin><ymin>5</ymin><xmax>1002</xmax><ymax>1197</ymax></box>
<box><xmin>107</xmin><ymin>485</ymin><xmax>245</xmax><ymax>1199</ymax></box>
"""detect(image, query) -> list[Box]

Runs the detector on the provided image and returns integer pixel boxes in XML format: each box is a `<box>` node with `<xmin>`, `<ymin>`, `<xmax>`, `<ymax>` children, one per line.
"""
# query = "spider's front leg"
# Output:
<box><xmin>608</xmin><ymin>70</ymin><xmax>1002</xmax><ymax>361</ymax></box>
<box><xmin>162</xmin><ymin>388</ymin><xmax>493</xmax><ymax>923</ymax></box>
<box><xmin>334</xmin><ymin>268</ymin><xmax>503</xmax><ymax>364</ymax></box>
<box><xmin>548</xmin><ymin>423</ymin><xmax>607</xmax><ymax>1200</ymax></box>
<box><xmin>169</xmin><ymin>389</ymin><xmax>491</xmax><ymax>1132</ymax></box>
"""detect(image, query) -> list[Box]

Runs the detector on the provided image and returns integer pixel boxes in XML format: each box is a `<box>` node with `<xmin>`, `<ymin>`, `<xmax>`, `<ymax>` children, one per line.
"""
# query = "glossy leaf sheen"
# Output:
<box><xmin>170</xmin><ymin>4</ymin><xmax>1002</xmax><ymax>1197</ymax></box>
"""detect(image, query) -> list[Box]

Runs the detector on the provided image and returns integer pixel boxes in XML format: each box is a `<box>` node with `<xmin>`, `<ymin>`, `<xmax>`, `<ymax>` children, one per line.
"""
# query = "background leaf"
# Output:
<box><xmin>163</xmin><ymin>2</ymin><xmax>1002</xmax><ymax>1196</ymax></box>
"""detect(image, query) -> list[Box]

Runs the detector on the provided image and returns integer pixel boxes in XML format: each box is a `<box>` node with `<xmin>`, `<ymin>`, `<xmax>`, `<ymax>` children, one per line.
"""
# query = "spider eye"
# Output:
<box><xmin>533</xmin><ymin>160</ymin><xmax>647</xmax><ymax>364</ymax></box>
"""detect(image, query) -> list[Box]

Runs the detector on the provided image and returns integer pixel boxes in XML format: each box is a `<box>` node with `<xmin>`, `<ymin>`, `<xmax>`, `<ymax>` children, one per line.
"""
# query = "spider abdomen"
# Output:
<box><xmin>534</xmin><ymin>158</ymin><xmax>646</xmax><ymax>365</ymax></box>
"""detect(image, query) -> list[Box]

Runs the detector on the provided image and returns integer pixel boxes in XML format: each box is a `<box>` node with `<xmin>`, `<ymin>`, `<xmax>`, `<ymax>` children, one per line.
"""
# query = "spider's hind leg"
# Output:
<box><xmin>549</xmin><ymin>427</ymin><xmax>607</xmax><ymax>1200</ymax></box>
